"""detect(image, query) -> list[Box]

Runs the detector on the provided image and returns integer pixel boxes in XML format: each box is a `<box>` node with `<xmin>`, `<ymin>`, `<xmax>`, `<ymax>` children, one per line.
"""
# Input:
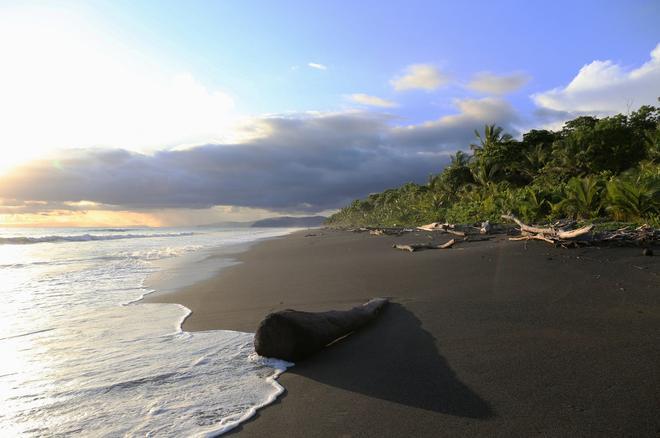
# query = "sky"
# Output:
<box><xmin>0</xmin><ymin>0</ymin><xmax>658</xmax><ymax>226</ymax></box>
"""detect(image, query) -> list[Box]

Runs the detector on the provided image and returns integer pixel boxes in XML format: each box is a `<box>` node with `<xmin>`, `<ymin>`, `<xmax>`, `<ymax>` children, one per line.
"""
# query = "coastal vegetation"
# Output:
<box><xmin>327</xmin><ymin>106</ymin><xmax>660</xmax><ymax>228</ymax></box>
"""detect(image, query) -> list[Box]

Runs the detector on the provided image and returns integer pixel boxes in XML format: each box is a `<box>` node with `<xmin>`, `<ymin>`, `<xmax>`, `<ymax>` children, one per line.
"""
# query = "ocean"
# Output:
<box><xmin>0</xmin><ymin>227</ymin><xmax>296</xmax><ymax>436</ymax></box>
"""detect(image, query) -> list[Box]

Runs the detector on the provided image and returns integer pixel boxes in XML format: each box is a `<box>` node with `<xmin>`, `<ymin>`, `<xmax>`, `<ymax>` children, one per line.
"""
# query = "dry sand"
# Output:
<box><xmin>145</xmin><ymin>229</ymin><xmax>660</xmax><ymax>437</ymax></box>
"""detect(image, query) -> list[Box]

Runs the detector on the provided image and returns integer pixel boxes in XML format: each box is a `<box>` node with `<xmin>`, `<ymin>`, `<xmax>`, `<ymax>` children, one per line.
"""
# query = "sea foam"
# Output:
<box><xmin>0</xmin><ymin>227</ymin><xmax>296</xmax><ymax>436</ymax></box>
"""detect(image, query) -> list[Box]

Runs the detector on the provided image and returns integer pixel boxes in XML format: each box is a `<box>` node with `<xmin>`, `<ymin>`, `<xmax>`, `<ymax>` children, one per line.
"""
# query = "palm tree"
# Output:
<box><xmin>470</xmin><ymin>159</ymin><xmax>502</xmax><ymax>188</ymax></box>
<box><xmin>518</xmin><ymin>144</ymin><xmax>549</xmax><ymax>179</ymax></box>
<box><xmin>451</xmin><ymin>150</ymin><xmax>471</xmax><ymax>167</ymax></box>
<box><xmin>558</xmin><ymin>176</ymin><xmax>604</xmax><ymax>219</ymax></box>
<box><xmin>518</xmin><ymin>188</ymin><xmax>549</xmax><ymax>222</ymax></box>
<box><xmin>470</xmin><ymin>124</ymin><xmax>513</xmax><ymax>155</ymax></box>
<box><xmin>645</xmin><ymin>128</ymin><xmax>660</xmax><ymax>163</ymax></box>
<box><xmin>605</xmin><ymin>179</ymin><xmax>659</xmax><ymax>221</ymax></box>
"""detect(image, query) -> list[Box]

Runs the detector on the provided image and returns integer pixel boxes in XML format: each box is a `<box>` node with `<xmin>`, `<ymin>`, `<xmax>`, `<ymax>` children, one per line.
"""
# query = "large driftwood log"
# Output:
<box><xmin>254</xmin><ymin>298</ymin><xmax>389</xmax><ymax>362</ymax></box>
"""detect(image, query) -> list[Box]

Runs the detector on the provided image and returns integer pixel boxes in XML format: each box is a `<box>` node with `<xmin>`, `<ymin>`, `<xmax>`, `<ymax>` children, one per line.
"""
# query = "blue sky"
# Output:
<box><xmin>0</xmin><ymin>0</ymin><xmax>658</xmax><ymax>225</ymax></box>
<box><xmin>89</xmin><ymin>0</ymin><xmax>660</xmax><ymax>119</ymax></box>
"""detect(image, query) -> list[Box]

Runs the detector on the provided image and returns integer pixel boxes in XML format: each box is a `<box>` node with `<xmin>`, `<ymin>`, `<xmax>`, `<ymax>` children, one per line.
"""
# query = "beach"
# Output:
<box><xmin>145</xmin><ymin>229</ymin><xmax>660</xmax><ymax>437</ymax></box>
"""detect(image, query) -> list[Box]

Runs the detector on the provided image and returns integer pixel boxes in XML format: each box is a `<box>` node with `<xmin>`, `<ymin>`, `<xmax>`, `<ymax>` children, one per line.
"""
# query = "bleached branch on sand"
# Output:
<box><xmin>392</xmin><ymin>239</ymin><xmax>456</xmax><ymax>252</ymax></box>
<box><xmin>501</xmin><ymin>214</ymin><xmax>593</xmax><ymax>246</ymax></box>
<box><xmin>417</xmin><ymin>222</ymin><xmax>466</xmax><ymax>236</ymax></box>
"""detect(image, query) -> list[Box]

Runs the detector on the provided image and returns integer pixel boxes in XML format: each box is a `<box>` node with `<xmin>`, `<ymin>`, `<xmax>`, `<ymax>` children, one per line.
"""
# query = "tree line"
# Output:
<box><xmin>327</xmin><ymin>105</ymin><xmax>660</xmax><ymax>227</ymax></box>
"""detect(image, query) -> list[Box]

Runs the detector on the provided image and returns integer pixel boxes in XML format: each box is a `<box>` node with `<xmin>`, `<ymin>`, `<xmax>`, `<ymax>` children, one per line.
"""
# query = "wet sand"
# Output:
<box><xmin>145</xmin><ymin>229</ymin><xmax>660</xmax><ymax>437</ymax></box>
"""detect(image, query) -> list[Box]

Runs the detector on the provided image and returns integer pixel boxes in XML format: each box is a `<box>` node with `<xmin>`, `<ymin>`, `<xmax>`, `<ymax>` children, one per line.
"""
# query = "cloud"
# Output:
<box><xmin>0</xmin><ymin>99</ymin><xmax>519</xmax><ymax>213</ymax></box>
<box><xmin>308</xmin><ymin>62</ymin><xmax>327</xmax><ymax>70</ymax></box>
<box><xmin>392</xmin><ymin>97</ymin><xmax>519</xmax><ymax>149</ymax></box>
<box><xmin>348</xmin><ymin>93</ymin><xmax>397</xmax><ymax>108</ymax></box>
<box><xmin>467</xmin><ymin>71</ymin><xmax>530</xmax><ymax>95</ymax></box>
<box><xmin>533</xmin><ymin>43</ymin><xmax>660</xmax><ymax>115</ymax></box>
<box><xmin>391</xmin><ymin>64</ymin><xmax>449</xmax><ymax>91</ymax></box>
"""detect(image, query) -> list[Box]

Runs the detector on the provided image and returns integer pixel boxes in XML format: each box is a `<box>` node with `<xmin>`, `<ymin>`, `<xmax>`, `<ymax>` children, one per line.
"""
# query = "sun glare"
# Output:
<box><xmin>0</xmin><ymin>210</ymin><xmax>162</xmax><ymax>228</ymax></box>
<box><xmin>0</xmin><ymin>6</ymin><xmax>237</xmax><ymax>176</ymax></box>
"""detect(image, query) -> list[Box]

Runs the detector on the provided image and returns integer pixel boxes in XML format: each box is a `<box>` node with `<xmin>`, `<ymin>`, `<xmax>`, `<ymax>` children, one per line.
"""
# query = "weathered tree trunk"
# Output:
<box><xmin>254</xmin><ymin>298</ymin><xmax>389</xmax><ymax>362</ymax></box>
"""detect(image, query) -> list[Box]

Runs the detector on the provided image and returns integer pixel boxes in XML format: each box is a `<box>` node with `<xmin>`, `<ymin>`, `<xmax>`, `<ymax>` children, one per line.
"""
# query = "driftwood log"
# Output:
<box><xmin>501</xmin><ymin>214</ymin><xmax>593</xmax><ymax>240</ymax></box>
<box><xmin>598</xmin><ymin>224</ymin><xmax>659</xmax><ymax>246</ymax></box>
<box><xmin>254</xmin><ymin>298</ymin><xmax>389</xmax><ymax>362</ymax></box>
<box><xmin>344</xmin><ymin>218</ymin><xmax>657</xmax><ymax>248</ymax></box>
<box><xmin>502</xmin><ymin>216</ymin><xmax>659</xmax><ymax>248</ymax></box>
<box><xmin>501</xmin><ymin>214</ymin><xmax>600</xmax><ymax>247</ymax></box>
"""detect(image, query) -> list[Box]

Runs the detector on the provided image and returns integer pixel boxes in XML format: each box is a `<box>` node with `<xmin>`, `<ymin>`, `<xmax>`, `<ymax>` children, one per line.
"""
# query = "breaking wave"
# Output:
<box><xmin>0</xmin><ymin>232</ymin><xmax>195</xmax><ymax>245</ymax></box>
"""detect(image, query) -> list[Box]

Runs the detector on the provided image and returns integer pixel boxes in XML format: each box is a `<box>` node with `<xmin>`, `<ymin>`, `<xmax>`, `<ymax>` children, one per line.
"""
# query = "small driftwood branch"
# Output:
<box><xmin>509</xmin><ymin>234</ymin><xmax>556</xmax><ymax>244</ymax></box>
<box><xmin>501</xmin><ymin>214</ymin><xmax>555</xmax><ymax>235</ymax></box>
<box><xmin>417</xmin><ymin>222</ymin><xmax>466</xmax><ymax>236</ymax></box>
<box><xmin>392</xmin><ymin>238</ymin><xmax>456</xmax><ymax>252</ymax></box>
<box><xmin>417</xmin><ymin>222</ymin><xmax>445</xmax><ymax>231</ymax></box>
<box><xmin>349</xmin><ymin>227</ymin><xmax>411</xmax><ymax>235</ymax></box>
<box><xmin>437</xmin><ymin>239</ymin><xmax>456</xmax><ymax>249</ymax></box>
<box><xmin>392</xmin><ymin>244</ymin><xmax>423</xmax><ymax>252</ymax></box>
<box><xmin>464</xmin><ymin>235</ymin><xmax>491</xmax><ymax>242</ymax></box>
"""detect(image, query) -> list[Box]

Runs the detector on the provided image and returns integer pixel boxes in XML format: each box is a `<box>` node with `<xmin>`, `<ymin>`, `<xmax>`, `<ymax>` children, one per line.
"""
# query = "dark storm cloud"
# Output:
<box><xmin>0</xmin><ymin>99</ymin><xmax>518</xmax><ymax>212</ymax></box>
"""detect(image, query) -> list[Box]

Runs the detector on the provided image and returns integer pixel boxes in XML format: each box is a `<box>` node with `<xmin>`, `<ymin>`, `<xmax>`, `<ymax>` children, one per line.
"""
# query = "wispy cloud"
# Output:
<box><xmin>391</xmin><ymin>64</ymin><xmax>449</xmax><ymax>91</ymax></box>
<box><xmin>348</xmin><ymin>93</ymin><xmax>397</xmax><ymax>108</ymax></box>
<box><xmin>308</xmin><ymin>62</ymin><xmax>327</xmax><ymax>70</ymax></box>
<box><xmin>467</xmin><ymin>71</ymin><xmax>530</xmax><ymax>95</ymax></box>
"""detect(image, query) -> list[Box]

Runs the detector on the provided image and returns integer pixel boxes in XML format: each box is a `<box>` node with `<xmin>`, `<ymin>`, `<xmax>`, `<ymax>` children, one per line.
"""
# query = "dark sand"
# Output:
<box><xmin>145</xmin><ymin>229</ymin><xmax>660</xmax><ymax>437</ymax></box>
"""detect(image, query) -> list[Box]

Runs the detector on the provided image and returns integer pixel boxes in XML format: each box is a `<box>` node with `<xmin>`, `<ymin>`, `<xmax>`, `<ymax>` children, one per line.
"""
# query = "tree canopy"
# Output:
<box><xmin>327</xmin><ymin>106</ymin><xmax>660</xmax><ymax>227</ymax></box>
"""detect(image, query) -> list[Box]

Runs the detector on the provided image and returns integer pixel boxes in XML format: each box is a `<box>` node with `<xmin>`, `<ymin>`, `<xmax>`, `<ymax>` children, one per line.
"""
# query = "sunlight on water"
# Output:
<box><xmin>0</xmin><ymin>228</ymin><xmax>294</xmax><ymax>436</ymax></box>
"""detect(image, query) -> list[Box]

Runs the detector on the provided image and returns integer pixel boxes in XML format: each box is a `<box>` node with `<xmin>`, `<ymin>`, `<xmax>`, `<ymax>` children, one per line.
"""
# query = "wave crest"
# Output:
<box><xmin>0</xmin><ymin>232</ymin><xmax>195</xmax><ymax>245</ymax></box>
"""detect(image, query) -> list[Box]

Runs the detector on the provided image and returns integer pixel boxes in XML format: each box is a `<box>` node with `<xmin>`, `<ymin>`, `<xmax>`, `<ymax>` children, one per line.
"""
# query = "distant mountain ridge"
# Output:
<box><xmin>251</xmin><ymin>216</ymin><xmax>326</xmax><ymax>228</ymax></box>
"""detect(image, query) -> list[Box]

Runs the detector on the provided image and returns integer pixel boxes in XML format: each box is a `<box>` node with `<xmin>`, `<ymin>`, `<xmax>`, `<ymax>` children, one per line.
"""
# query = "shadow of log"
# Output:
<box><xmin>288</xmin><ymin>303</ymin><xmax>493</xmax><ymax>418</ymax></box>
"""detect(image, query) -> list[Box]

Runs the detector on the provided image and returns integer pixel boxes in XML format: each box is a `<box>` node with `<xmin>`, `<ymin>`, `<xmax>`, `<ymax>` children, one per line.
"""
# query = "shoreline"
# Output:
<box><xmin>136</xmin><ymin>227</ymin><xmax>303</xmax><ymax>435</ymax></box>
<box><xmin>135</xmin><ymin>229</ymin><xmax>311</xmax><ymax>436</ymax></box>
<box><xmin>144</xmin><ymin>228</ymin><xmax>304</xmax><ymax>297</ymax></box>
<box><xmin>145</xmin><ymin>229</ymin><xmax>660</xmax><ymax>437</ymax></box>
